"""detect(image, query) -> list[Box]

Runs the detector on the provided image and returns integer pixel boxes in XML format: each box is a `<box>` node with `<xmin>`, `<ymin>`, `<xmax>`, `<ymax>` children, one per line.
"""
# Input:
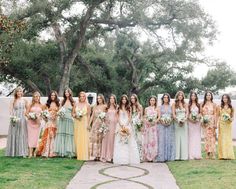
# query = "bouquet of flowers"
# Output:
<box><xmin>10</xmin><ymin>116</ymin><xmax>20</xmax><ymax>126</ymax></box>
<box><xmin>98</xmin><ymin>122</ymin><xmax>109</xmax><ymax>135</ymax></box>
<box><xmin>132</xmin><ymin>117</ymin><xmax>143</xmax><ymax>131</ymax></box>
<box><xmin>160</xmin><ymin>114</ymin><xmax>172</xmax><ymax>126</ymax></box>
<box><xmin>190</xmin><ymin>111</ymin><xmax>198</xmax><ymax>121</ymax></box>
<box><xmin>147</xmin><ymin>113</ymin><xmax>156</xmax><ymax>123</ymax></box>
<box><xmin>222</xmin><ymin>113</ymin><xmax>231</xmax><ymax>122</ymax></box>
<box><xmin>41</xmin><ymin>110</ymin><xmax>50</xmax><ymax>120</ymax></box>
<box><xmin>57</xmin><ymin>107</ymin><xmax>66</xmax><ymax>119</ymax></box>
<box><xmin>28</xmin><ymin>112</ymin><xmax>37</xmax><ymax>120</ymax></box>
<box><xmin>76</xmin><ymin>109</ymin><xmax>84</xmax><ymax>119</ymax></box>
<box><xmin>176</xmin><ymin>115</ymin><xmax>186</xmax><ymax>126</ymax></box>
<box><xmin>98</xmin><ymin>112</ymin><xmax>106</xmax><ymax>120</ymax></box>
<box><xmin>117</xmin><ymin>126</ymin><xmax>131</xmax><ymax>144</ymax></box>
<box><xmin>201</xmin><ymin>115</ymin><xmax>210</xmax><ymax>125</ymax></box>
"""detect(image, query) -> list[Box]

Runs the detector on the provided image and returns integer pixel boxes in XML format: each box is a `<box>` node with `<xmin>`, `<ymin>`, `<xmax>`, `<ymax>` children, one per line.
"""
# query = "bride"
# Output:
<box><xmin>113</xmin><ymin>94</ymin><xmax>140</xmax><ymax>164</ymax></box>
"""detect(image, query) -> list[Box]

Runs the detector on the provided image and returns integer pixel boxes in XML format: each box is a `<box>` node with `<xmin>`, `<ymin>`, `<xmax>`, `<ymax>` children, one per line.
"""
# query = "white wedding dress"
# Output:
<box><xmin>113</xmin><ymin>110</ymin><xmax>140</xmax><ymax>164</ymax></box>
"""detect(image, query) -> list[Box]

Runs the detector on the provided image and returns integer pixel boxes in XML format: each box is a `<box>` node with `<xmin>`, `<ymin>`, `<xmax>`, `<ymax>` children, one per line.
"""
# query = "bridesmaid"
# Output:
<box><xmin>157</xmin><ymin>93</ymin><xmax>175</xmax><ymax>162</ymax></box>
<box><xmin>217</xmin><ymin>94</ymin><xmax>235</xmax><ymax>160</ymax></box>
<box><xmin>73</xmin><ymin>91</ymin><xmax>91</xmax><ymax>160</ymax></box>
<box><xmin>188</xmin><ymin>91</ymin><xmax>202</xmax><ymax>160</ymax></box>
<box><xmin>172</xmin><ymin>91</ymin><xmax>188</xmax><ymax>160</ymax></box>
<box><xmin>100</xmin><ymin>94</ymin><xmax>118</xmax><ymax>162</ymax></box>
<box><xmin>54</xmin><ymin>88</ymin><xmax>75</xmax><ymax>157</ymax></box>
<box><xmin>37</xmin><ymin>91</ymin><xmax>60</xmax><ymax>157</ymax></box>
<box><xmin>142</xmin><ymin>96</ymin><xmax>159</xmax><ymax>162</ymax></box>
<box><xmin>26</xmin><ymin>91</ymin><xmax>43</xmax><ymax>158</ymax></box>
<box><xmin>201</xmin><ymin>91</ymin><xmax>217</xmax><ymax>159</ymax></box>
<box><xmin>89</xmin><ymin>94</ymin><xmax>106</xmax><ymax>160</ymax></box>
<box><xmin>130</xmin><ymin>94</ymin><xmax>143</xmax><ymax>161</ymax></box>
<box><xmin>5</xmin><ymin>87</ymin><xmax>28</xmax><ymax>157</ymax></box>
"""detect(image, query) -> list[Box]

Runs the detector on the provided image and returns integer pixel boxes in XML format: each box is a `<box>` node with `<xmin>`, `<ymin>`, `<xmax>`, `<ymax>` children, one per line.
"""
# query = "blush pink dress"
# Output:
<box><xmin>27</xmin><ymin>106</ymin><xmax>42</xmax><ymax>148</ymax></box>
<box><xmin>100</xmin><ymin>109</ymin><xmax>118</xmax><ymax>162</ymax></box>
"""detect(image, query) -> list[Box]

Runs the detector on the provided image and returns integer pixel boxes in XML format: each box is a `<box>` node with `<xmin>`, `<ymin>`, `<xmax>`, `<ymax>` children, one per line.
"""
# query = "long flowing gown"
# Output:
<box><xmin>157</xmin><ymin>105</ymin><xmax>175</xmax><ymax>162</ymax></box>
<box><xmin>27</xmin><ymin>106</ymin><xmax>42</xmax><ymax>148</ymax></box>
<box><xmin>100</xmin><ymin>109</ymin><xmax>117</xmax><ymax>162</ymax></box>
<box><xmin>175</xmin><ymin>108</ymin><xmax>188</xmax><ymax>160</ymax></box>
<box><xmin>113</xmin><ymin>110</ymin><xmax>140</xmax><ymax>164</ymax></box>
<box><xmin>54</xmin><ymin>106</ymin><xmax>75</xmax><ymax>157</ymax></box>
<box><xmin>131</xmin><ymin>111</ymin><xmax>143</xmax><ymax>161</ymax></box>
<box><xmin>142</xmin><ymin>107</ymin><xmax>158</xmax><ymax>162</ymax></box>
<box><xmin>218</xmin><ymin>108</ymin><xmax>235</xmax><ymax>159</ymax></box>
<box><xmin>202</xmin><ymin>104</ymin><xmax>216</xmax><ymax>155</ymax></box>
<box><xmin>74</xmin><ymin>106</ymin><xmax>89</xmax><ymax>160</ymax></box>
<box><xmin>37</xmin><ymin>107</ymin><xmax>58</xmax><ymax>157</ymax></box>
<box><xmin>5</xmin><ymin>99</ymin><xmax>28</xmax><ymax>157</ymax></box>
<box><xmin>188</xmin><ymin>106</ymin><xmax>202</xmax><ymax>159</ymax></box>
<box><xmin>89</xmin><ymin>108</ymin><xmax>104</xmax><ymax>160</ymax></box>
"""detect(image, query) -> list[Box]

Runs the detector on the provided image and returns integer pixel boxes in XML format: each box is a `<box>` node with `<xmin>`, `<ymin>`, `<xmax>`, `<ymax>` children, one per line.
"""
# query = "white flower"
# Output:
<box><xmin>98</xmin><ymin>112</ymin><xmax>106</xmax><ymax>120</ymax></box>
<box><xmin>57</xmin><ymin>107</ymin><xmax>66</xmax><ymax>118</ymax></box>
<box><xmin>28</xmin><ymin>112</ymin><xmax>37</xmax><ymax>120</ymax></box>
<box><xmin>132</xmin><ymin>117</ymin><xmax>142</xmax><ymax>131</ymax></box>
<box><xmin>10</xmin><ymin>116</ymin><xmax>20</xmax><ymax>125</ymax></box>
<box><xmin>76</xmin><ymin>110</ymin><xmax>84</xmax><ymax>119</ymax></box>
<box><xmin>201</xmin><ymin>115</ymin><xmax>210</xmax><ymax>125</ymax></box>
<box><xmin>98</xmin><ymin>122</ymin><xmax>109</xmax><ymax>135</ymax></box>
<box><xmin>41</xmin><ymin>110</ymin><xmax>50</xmax><ymax>119</ymax></box>
<box><xmin>160</xmin><ymin>114</ymin><xmax>172</xmax><ymax>125</ymax></box>
<box><xmin>191</xmin><ymin>111</ymin><xmax>198</xmax><ymax>121</ymax></box>
<box><xmin>222</xmin><ymin>113</ymin><xmax>231</xmax><ymax>122</ymax></box>
<box><xmin>147</xmin><ymin>114</ymin><xmax>156</xmax><ymax>123</ymax></box>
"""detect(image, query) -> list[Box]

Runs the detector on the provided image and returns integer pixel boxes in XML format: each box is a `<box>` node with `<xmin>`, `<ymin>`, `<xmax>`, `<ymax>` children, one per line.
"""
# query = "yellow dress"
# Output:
<box><xmin>74</xmin><ymin>106</ymin><xmax>89</xmax><ymax>160</ymax></box>
<box><xmin>218</xmin><ymin>108</ymin><xmax>235</xmax><ymax>159</ymax></box>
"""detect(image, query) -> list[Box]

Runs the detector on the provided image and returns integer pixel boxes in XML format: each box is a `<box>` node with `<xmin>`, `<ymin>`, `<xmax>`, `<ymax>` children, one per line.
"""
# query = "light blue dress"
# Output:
<box><xmin>157</xmin><ymin>105</ymin><xmax>175</xmax><ymax>162</ymax></box>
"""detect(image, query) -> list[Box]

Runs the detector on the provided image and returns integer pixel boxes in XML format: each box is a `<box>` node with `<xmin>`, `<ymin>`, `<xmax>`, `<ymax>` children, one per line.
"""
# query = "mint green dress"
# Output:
<box><xmin>54</xmin><ymin>106</ymin><xmax>75</xmax><ymax>157</ymax></box>
<box><xmin>175</xmin><ymin>108</ymin><xmax>188</xmax><ymax>160</ymax></box>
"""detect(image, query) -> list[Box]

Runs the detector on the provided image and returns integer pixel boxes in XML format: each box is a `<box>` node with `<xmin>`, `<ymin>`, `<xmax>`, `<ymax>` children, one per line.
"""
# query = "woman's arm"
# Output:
<box><xmin>172</xmin><ymin>103</ymin><xmax>176</xmax><ymax>120</ymax></box>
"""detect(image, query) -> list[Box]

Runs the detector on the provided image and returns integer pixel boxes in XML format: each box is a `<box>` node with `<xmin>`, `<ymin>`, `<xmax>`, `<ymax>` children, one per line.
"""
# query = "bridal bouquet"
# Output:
<box><xmin>222</xmin><ymin>113</ymin><xmax>231</xmax><ymax>122</ymax></box>
<box><xmin>176</xmin><ymin>115</ymin><xmax>186</xmax><ymax>127</ymax></box>
<box><xmin>201</xmin><ymin>115</ymin><xmax>210</xmax><ymax>125</ymax></box>
<box><xmin>28</xmin><ymin>112</ymin><xmax>37</xmax><ymax>120</ymax></box>
<box><xmin>117</xmin><ymin>127</ymin><xmax>131</xmax><ymax>144</ymax></box>
<box><xmin>41</xmin><ymin>110</ymin><xmax>50</xmax><ymax>120</ymax></box>
<box><xmin>147</xmin><ymin>113</ymin><xmax>156</xmax><ymax>123</ymax></box>
<box><xmin>190</xmin><ymin>111</ymin><xmax>198</xmax><ymax>121</ymax></box>
<box><xmin>98</xmin><ymin>122</ymin><xmax>109</xmax><ymax>135</ymax></box>
<box><xmin>160</xmin><ymin>114</ymin><xmax>172</xmax><ymax>126</ymax></box>
<box><xmin>132</xmin><ymin>117</ymin><xmax>143</xmax><ymax>131</ymax></box>
<box><xmin>76</xmin><ymin>109</ymin><xmax>84</xmax><ymax>119</ymax></box>
<box><xmin>57</xmin><ymin>107</ymin><xmax>66</xmax><ymax>118</ymax></box>
<box><xmin>98</xmin><ymin>112</ymin><xmax>106</xmax><ymax>120</ymax></box>
<box><xmin>10</xmin><ymin>116</ymin><xmax>20</xmax><ymax>126</ymax></box>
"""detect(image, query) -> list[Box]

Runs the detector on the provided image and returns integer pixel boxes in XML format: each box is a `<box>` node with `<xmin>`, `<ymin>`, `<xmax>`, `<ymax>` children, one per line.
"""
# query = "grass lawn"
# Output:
<box><xmin>0</xmin><ymin>150</ymin><xmax>83</xmax><ymax>189</ymax></box>
<box><xmin>167</xmin><ymin>147</ymin><xmax>236</xmax><ymax>189</ymax></box>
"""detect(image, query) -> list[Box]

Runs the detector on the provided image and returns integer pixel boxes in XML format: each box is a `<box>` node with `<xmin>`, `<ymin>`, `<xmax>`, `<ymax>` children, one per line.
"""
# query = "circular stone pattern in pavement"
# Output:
<box><xmin>102</xmin><ymin>165</ymin><xmax>147</xmax><ymax>179</ymax></box>
<box><xmin>97</xmin><ymin>180</ymin><xmax>150</xmax><ymax>189</ymax></box>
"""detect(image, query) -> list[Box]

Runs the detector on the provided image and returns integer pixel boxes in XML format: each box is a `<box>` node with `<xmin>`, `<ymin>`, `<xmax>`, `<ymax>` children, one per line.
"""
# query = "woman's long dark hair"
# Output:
<box><xmin>106</xmin><ymin>94</ymin><xmax>117</xmax><ymax>111</ymax></box>
<box><xmin>161</xmin><ymin>93</ymin><xmax>170</xmax><ymax>105</ymax></box>
<box><xmin>175</xmin><ymin>91</ymin><xmax>185</xmax><ymax>109</ymax></box>
<box><xmin>130</xmin><ymin>94</ymin><xmax>142</xmax><ymax>113</ymax></box>
<box><xmin>61</xmin><ymin>88</ymin><xmax>74</xmax><ymax>107</ymax></box>
<box><xmin>46</xmin><ymin>90</ymin><xmax>60</xmax><ymax>108</ymax></box>
<box><xmin>202</xmin><ymin>91</ymin><xmax>213</xmax><ymax>108</ymax></box>
<box><xmin>118</xmin><ymin>94</ymin><xmax>130</xmax><ymax>113</ymax></box>
<box><xmin>188</xmin><ymin>91</ymin><xmax>200</xmax><ymax>113</ymax></box>
<box><xmin>221</xmin><ymin>94</ymin><xmax>234</xmax><ymax>116</ymax></box>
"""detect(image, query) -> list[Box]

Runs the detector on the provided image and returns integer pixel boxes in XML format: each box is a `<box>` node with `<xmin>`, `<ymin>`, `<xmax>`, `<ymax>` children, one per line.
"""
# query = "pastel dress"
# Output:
<box><xmin>131</xmin><ymin>111</ymin><xmax>143</xmax><ymax>161</ymax></box>
<box><xmin>202</xmin><ymin>104</ymin><xmax>216</xmax><ymax>154</ymax></box>
<box><xmin>188</xmin><ymin>106</ymin><xmax>202</xmax><ymax>159</ymax></box>
<box><xmin>100</xmin><ymin>109</ymin><xmax>118</xmax><ymax>162</ymax></box>
<box><xmin>175</xmin><ymin>108</ymin><xmax>188</xmax><ymax>160</ymax></box>
<box><xmin>157</xmin><ymin>105</ymin><xmax>175</xmax><ymax>162</ymax></box>
<box><xmin>113</xmin><ymin>110</ymin><xmax>140</xmax><ymax>164</ymax></box>
<box><xmin>5</xmin><ymin>99</ymin><xmax>28</xmax><ymax>157</ymax></box>
<box><xmin>89</xmin><ymin>108</ymin><xmax>104</xmax><ymax>160</ymax></box>
<box><xmin>142</xmin><ymin>107</ymin><xmax>158</xmax><ymax>162</ymax></box>
<box><xmin>74</xmin><ymin>106</ymin><xmax>89</xmax><ymax>160</ymax></box>
<box><xmin>37</xmin><ymin>107</ymin><xmax>58</xmax><ymax>157</ymax></box>
<box><xmin>218</xmin><ymin>108</ymin><xmax>235</xmax><ymax>159</ymax></box>
<box><xmin>54</xmin><ymin>105</ymin><xmax>75</xmax><ymax>157</ymax></box>
<box><xmin>27</xmin><ymin>106</ymin><xmax>42</xmax><ymax>148</ymax></box>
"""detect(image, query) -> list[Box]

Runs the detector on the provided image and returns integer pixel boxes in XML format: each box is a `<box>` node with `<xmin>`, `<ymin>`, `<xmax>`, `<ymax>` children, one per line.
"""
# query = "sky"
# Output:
<box><xmin>195</xmin><ymin>0</ymin><xmax>236</xmax><ymax>81</ymax></box>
